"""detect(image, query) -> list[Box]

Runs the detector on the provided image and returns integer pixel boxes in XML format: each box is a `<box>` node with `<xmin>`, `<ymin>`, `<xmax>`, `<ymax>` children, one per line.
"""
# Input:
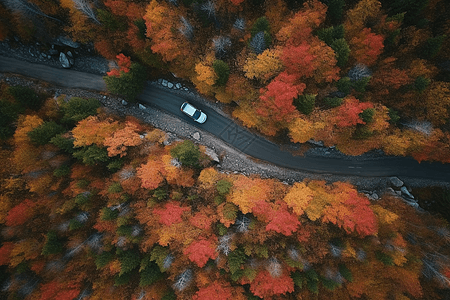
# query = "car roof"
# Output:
<box><xmin>182</xmin><ymin>102</ymin><xmax>196</xmax><ymax>116</ymax></box>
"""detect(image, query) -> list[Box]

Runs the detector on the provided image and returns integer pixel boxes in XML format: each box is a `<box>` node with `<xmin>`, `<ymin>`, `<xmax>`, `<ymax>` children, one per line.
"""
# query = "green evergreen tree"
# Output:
<box><xmin>95</xmin><ymin>251</ymin><xmax>114</xmax><ymax>269</ymax></box>
<box><xmin>104</xmin><ymin>63</ymin><xmax>147</xmax><ymax>102</ymax></box>
<box><xmin>294</xmin><ymin>94</ymin><xmax>316</xmax><ymax>115</ymax></box>
<box><xmin>414</xmin><ymin>76</ymin><xmax>431</xmax><ymax>92</ymax></box>
<box><xmin>8</xmin><ymin>86</ymin><xmax>42</xmax><ymax>110</ymax></box>
<box><xmin>421</xmin><ymin>35</ymin><xmax>447</xmax><ymax>59</ymax></box>
<box><xmin>41</xmin><ymin>231</ymin><xmax>63</xmax><ymax>255</ymax></box>
<box><xmin>60</xmin><ymin>97</ymin><xmax>101</xmax><ymax>125</ymax></box>
<box><xmin>73</xmin><ymin>145</ymin><xmax>109</xmax><ymax>165</ymax></box>
<box><xmin>139</xmin><ymin>261</ymin><xmax>163</xmax><ymax>286</ymax></box>
<box><xmin>360</xmin><ymin>108</ymin><xmax>375</xmax><ymax>123</ymax></box>
<box><xmin>101</xmin><ymin>207</ymin><xmax>119</xmax><ymax>221</ymax></box>
<box><xmin>50</xmin><ymin>134</ymin><xmax>75</xmax><ymax>153</ymax></box>
<box><xmin>27</xmin><ymin>121</ymin><xmax>65</xmax><ymax>145</ymax></box>
<box><xmin>323</xmin><ymin>97</ymin><xmax>343</xmax><ymax>108</ymax></box>
<box><xmin>213</xmin><ymin>60</ymin><xmax>230</xmax><ymax>86</ymax></box>
<box><xmin>0</xmin><ymin>99</ymin><xmax>20</xmax><ymax>140</ymax></box>
<box><xmin>327</xmin><ymin>0</ymin><xmax>345</xmax><ymax>24</ymax></box>
<box><xmin>331</xmin><ymin>38</ymin><xmax>350</xmax><ymax>68</ymax></box>
<box><xmin>250</xmin><ymin>17</ymin><xmax>270</xmax><ymax>37</ymax></box>
<box><xmin>317</xmin><ymin>25</ymin><xmax>344</xmax><ymax>46</ymax></box>
<box><xmin>119</xmin><ymin>249</ymin><xmax>141</xmax><ymax>275</ymax></box>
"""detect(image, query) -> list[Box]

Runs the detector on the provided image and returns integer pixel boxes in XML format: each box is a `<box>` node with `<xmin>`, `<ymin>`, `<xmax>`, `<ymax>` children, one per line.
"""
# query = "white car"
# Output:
<box><xmin>180</xmin><ymin>102</ymin><xmax>207</xmax><ymax>124</ymax></box>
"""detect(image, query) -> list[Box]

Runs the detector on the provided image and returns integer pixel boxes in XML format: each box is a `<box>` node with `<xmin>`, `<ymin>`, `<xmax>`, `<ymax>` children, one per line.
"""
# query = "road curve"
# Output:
<box><xmin>1</xmin><ymin>55</ymin><xmax>449</xmax><ymax>183</ymax></box>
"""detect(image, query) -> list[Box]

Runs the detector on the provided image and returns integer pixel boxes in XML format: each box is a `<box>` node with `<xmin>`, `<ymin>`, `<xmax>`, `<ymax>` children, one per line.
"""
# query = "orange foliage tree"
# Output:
<box><xmin>349</xmin><ymin>28</ymin><xmax>384</xmax><ymax>66</ymax></box>
<box><xmin>104</xmin><ymin>121</ymin><xmax>142</xmax><ymax>157</ymax></box>
<box><xmin>250</xmin><ymin>270</ymin><xmax>294</xmax><ymax>298</ymax></box>
<box><xmin>72</xmin><ymin>116</ymin><xmax>120</xmax><ymax>147</ymax></box>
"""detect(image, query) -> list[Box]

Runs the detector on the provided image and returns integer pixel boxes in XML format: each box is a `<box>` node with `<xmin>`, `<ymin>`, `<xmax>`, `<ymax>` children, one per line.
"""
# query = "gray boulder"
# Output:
<box><xmin>389</xmin><ymin>177</ymin><xmax>403</xmax><ymax>187</ymax></box>
<box><xmin>59</xmin><ymin>52</ymin><xmax>71</xmax><ymax>68</ymax></box>
<box><xmin>139</xmin><ymin>104</ymin><xmax>146</xmax><ymax>110</ymax></box>
<box><xmin>401</xmin><ymin>186</ymin><xmax>414</xmax><ymax>199</ymax></box>
<box><xmin>205</xmin><ymin>147</ymin><xmax>220</xmax><ymax>163</ymax></box>
<box><xmin>58</xmin><ymin>36</ymin><xmax>80</xmax><ymax>48</ymax></box>
<box><xmin>192</xmin><ymin>132</ymin><xmax>200</xmax><ymax>141</ymax></box>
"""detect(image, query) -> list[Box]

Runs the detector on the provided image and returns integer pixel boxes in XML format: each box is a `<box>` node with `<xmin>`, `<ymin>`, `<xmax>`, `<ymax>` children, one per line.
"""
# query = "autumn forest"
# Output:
<box><xmin>1</xmin><ymin>0</ymin><xmax>450</xmax><ymax>299</ymax></box>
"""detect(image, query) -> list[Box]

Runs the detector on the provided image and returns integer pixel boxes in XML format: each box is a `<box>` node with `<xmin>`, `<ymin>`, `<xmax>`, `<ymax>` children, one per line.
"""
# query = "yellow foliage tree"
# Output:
<box><xmin>198</xmin><ymin>167</ymin><xmax>219</xmax><ymax>190</ymax></box>
<box><xmin>382</xmin><ymin>131</ymin><xmax>411</xmax><ymax>156</ymax></box>
<box><xmin>194</xmin><ymin>59</ymin><xmax>217</xmax><ymax>96</ymax></box>
<box><xmin>0</xmin><ymin>195</ymin><xmax>11</xmax><ymax>224</ymax></box>
<box><xmin>371</xmin><ymin>205</ymin><xmax>399</xmax><ymax>225</ymax></box>
<box><xmin>344</xmin><ymin>0</ymin><xmax>382</xmax><ymax>38</ymax></box>
<box><xmin>227</xmin><ymin>176</ymin><xmax>273</xmax><ymax>214</ymax></box>
<box><xmin>288</xmin><ymin>117</ymin><xmax>317</xmax><ymax>143</ymax></box>
<box><xmin>424</xmin><ymin>82</ymin><xmax>450</xmax><ymax>126</ymax></box>
<box><xmin>283</xmin><ymin>182</ymin><xmax>314</xmax><ymax>216</ymax></box>
<box><xmin>13</xmin><ymin>115</ymin><xmax>44</xmax><ymax>173</ymax></box>
<box><xmin>243</xmin><ymin>49</ymin><xmax>283</xmax><ymax>83</ymax></box>
<box><xmin>72</xmin><ymin>116</ymin><xmax>120</xmax><ymax>147</ymax></box>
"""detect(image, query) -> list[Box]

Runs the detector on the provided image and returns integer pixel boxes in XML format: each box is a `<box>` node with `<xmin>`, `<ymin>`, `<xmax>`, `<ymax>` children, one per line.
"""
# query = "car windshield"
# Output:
<box><xmin>193</xmin><ymin>110</ymin><xmax>201</xmax><ymax>119</ymax></box>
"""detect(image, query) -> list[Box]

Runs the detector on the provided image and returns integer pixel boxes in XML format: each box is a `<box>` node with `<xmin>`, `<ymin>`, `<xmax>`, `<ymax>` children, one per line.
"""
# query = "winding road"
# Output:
<box><xmin>1</xmin><ymin>56</ymin><xmax>449</xmax><ymax>183</ymax></box>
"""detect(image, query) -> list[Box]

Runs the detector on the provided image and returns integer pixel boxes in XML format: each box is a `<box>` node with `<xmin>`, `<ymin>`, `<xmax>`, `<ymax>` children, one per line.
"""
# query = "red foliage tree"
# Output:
<box><xmin>193</xmin><ymin>281</ymin><xmax>234</xmax><ymax>300</ymax></box>
<box><xmin>39</xmin><ymin>281</ymin><xmax>81</xmax><ymax>300</ymax></box>
<box><xmin>0</xmin><ymin>242</ymin><xmax>14</xmax><ymax>265</ymax></box>
<box><xmin>257</xmin><ymin>72</ymin><xmax>305</xmax><ymax>123</ymax></box>
<box><xmin>265</xmin><ymin>206</ymin><xmax>300</xmax><ymax>236</ymax></box>
<box><xmin>334</xmin><ymin>97</ymin><xmax>373</xmax><ymax>127</ymax></box>
<box><xmin>322</xmin><ymin>186</ymin><xmax>377</xmax><ymax>237</ymax></box>
<box><xmin>153</xmin><ymin>202</ymin><xmax>190</xmax><ymax>226</ymax></box>
<box><xmin>184</xmin><ymin>237</ymin><xmax>218</xmax><ymax>268</ymax></box>
<box><xmin>350</xmin><ymin>28</ymin><xmax>384</xmax><ymax>66</ymax></box>
<box><xmin>107</xmin><ymin>54</ymin><xmax>132</xmax><ymax>77</ymax></box>
<box><xmin>5</xmin><ymin>199</ymin><xmax>35</xmax><ymax>227</ymax></box>
<box><xmin>250</xmin><ymin>270</ymin><xmax>294</xmax><ymax>298</ymax></box>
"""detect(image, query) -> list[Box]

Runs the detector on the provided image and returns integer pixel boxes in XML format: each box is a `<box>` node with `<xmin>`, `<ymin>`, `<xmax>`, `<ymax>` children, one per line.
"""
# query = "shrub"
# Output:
<box><xmin>170</xmin><ymin>140</ymin><xmax>201</xmax><ymax>167</ymax></box>
<box><xmin>216</xmin><ymin>179</ymin><xmax>232</xmax><ymax>195</ymax></box>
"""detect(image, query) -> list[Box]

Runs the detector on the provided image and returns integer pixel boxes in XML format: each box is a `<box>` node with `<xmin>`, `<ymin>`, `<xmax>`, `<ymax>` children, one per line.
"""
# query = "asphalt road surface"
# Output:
<box><xmin>1</xmin><ymin>55</ymin><xmax>449</xmax><ymax>183</ymax></box>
